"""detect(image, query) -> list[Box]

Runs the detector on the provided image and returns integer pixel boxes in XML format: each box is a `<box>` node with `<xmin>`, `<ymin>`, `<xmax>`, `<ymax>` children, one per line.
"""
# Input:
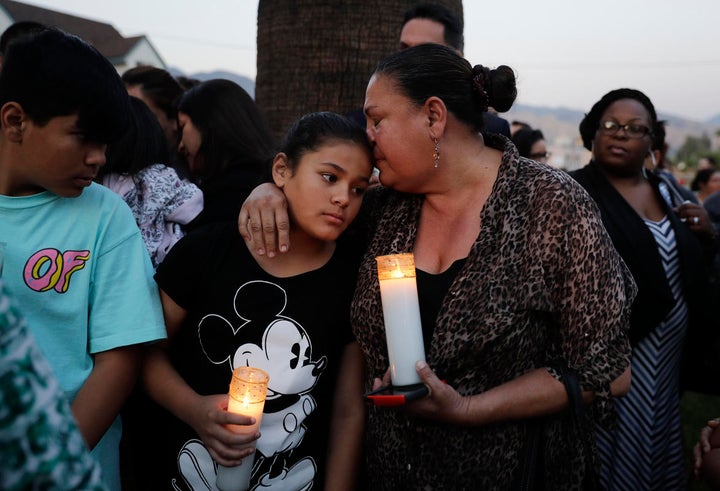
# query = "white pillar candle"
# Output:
<box><xmin>376</xmin><ymin>253</ymin><xmax>426</xmax><ymax>387</ymax></box>
<box><xmin>216</xmin><ymin>367</ymin><xmax>270</xmax><ymax>491</ymax></box>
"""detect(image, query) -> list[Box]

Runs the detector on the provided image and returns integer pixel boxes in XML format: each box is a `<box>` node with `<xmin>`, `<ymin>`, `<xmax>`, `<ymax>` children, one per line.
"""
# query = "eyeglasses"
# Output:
<box><xmin>529</xmin><ymin>151</ymin><xmax>551</xmax><ymax>160</ymax></box>
<box><xmin>598</xmin><ymin>120</ymin><xmax>651</xmax><ymax>139</ymax></box>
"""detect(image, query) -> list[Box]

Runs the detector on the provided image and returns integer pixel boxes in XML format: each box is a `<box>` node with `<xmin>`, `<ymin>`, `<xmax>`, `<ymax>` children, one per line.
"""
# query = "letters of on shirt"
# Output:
<box><xmin>23</xmin><ymin>249</ymin><xmax>91</xmax><ymax>293</ymax></box>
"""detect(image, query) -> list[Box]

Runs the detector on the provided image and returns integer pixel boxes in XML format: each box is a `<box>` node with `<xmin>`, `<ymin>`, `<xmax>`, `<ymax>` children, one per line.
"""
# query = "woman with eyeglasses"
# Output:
<box><xmin>511</xmin><ymin>126</ymin><xmax>550</xmax><ymax>164</ymax></box>
<box><xmin>570</xmin><ymin>88</ymin><xmax>718</xmax><ymax>490</ymax></box>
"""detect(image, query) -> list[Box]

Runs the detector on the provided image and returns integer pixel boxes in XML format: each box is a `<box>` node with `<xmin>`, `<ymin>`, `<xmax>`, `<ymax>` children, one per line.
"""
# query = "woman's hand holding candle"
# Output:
<box><xmin>371</xmin><ymin>368</ymin><xmax>393</xmax><ymax>391</ymax></box>
<box><xmin>402</xmin><ymin>361</ymin><xmax>471</xmax><ymax>424</ymax></box>
<box><xmin>372</xmin><ymin>362</ymin><xmax>470</xmax><ymax>425</ymax></box>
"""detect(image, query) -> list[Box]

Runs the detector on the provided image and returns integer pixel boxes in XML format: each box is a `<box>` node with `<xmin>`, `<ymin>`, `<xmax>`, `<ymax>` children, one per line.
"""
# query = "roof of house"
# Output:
<box><xmin>0</xmin><ymin>0</ymin><xmax>144</xmax><ymax>60</ymax></box>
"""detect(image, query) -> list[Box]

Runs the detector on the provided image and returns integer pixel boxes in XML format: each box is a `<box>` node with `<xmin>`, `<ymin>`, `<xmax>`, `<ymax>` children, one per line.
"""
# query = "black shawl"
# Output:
<box><xmin>571</xmin><ymin>160</ymin><xmax>718</xmax><ymax>392</ymax></box>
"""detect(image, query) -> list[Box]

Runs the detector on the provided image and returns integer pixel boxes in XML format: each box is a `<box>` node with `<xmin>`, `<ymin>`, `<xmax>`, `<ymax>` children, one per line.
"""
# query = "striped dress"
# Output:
<box><xmin>596</xmin><ymin>215</ymin><xmax>688</xmax><ymax>490</ymax></box>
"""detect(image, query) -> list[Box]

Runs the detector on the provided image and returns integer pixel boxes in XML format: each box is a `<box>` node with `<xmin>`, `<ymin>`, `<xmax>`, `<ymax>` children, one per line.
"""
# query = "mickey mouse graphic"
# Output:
<box><xmin>173</xmin><ymin>280</ymin><xmax>327</xmax><ymax>490</ymax></box>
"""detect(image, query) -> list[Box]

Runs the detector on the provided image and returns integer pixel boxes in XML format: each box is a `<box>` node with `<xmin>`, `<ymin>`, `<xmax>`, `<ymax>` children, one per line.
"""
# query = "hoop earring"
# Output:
<box><xmin>433</xmin><ymin>138</ymin><xmax>440</xmax><ymax>168</ymax></box>
<box><xmin>648</xmin><ymin>150</ymin><xmax>657</xmax><ymax>169</ymax></box>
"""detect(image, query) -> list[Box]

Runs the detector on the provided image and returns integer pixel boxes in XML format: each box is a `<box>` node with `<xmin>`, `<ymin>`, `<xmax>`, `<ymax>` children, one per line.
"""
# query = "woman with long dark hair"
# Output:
<box><xmin>177</xmin><ymin>79</ymin><xmax>275</xmax><ymax>228</ymax></box>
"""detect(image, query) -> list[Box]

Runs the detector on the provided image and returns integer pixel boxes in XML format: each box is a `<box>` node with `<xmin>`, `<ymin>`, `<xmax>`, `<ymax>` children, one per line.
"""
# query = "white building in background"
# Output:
<box><xmin>0</xmin><ymin>0</ymin><xmax>165</xmax><ymax>72</ymax></box>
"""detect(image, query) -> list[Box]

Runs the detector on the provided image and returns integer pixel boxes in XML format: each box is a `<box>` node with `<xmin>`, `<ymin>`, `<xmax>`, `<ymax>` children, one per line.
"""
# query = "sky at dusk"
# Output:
<box><xmin>22</xmin><ymin>0</ymin><xmax>720</xmax><ymax>122</ymax></box>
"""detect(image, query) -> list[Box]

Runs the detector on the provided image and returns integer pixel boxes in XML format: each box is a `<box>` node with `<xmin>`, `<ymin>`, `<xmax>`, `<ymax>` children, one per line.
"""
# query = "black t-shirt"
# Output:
<box><xmin>153</xmin><ymin>222</ymin><xmax>362</xmax><ymax>490</ymax></box>
<box><xmin>416</xmin><ymin>258</ymin><xmax>467</xmax><ymax>352</ymax></box>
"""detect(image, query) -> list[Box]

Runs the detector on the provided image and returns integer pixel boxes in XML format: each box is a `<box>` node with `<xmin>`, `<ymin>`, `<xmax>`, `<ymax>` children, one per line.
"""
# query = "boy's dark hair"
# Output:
<box><xmin>402</xmin><ymin>3</ymin><xmax>464</xmax><ymax>52</ymax></box>
<box><xmin>280</xmin><ymin>111</ymin><xmax>373</xmax><ymax>172</ymax></box>
<box><xmin>0</xmin><ymin>20</ymin><xmax>46</xmax><ymax>56</ymax></box>
<box><xmin>0</xmin><ymin>28</ymin><xmax>130</xmax><ymax>143</ymax></box>
<box><xmin>121</xmin><ymin>65</ymin><xmax>184</xmax><ymax>121</ymax></box>
<box><xmin>177</xmin><ymin>78</ymin><xmax>274</xmax><ymax>183</ymax></box>
<box><xmin>98</xmin><ymin>96</ymin><xmax>171</xmax><ymax>180</ymax></box>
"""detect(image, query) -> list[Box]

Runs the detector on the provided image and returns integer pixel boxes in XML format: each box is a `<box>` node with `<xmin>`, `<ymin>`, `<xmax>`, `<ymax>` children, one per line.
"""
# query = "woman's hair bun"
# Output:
<box><xmin>471</xmin><ymin>65</ymin><xmax>491</xmax><ymax>113</ymax></box>
<box><xmin>471</xmin><ymin>64</ymin><xmax>516</xmax><ymax>114</ymax></box>
<box><xmin>487</xmin><ymin>65</ymin><xmax>517</xmax><ymax>113</ymax></box>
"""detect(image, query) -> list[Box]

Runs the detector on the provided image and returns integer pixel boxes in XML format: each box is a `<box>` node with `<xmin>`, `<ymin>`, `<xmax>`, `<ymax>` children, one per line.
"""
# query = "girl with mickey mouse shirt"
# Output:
<box><xmin>143</xmin><ymin>112</ymin><xmax>372</xmax><ymax>490</ymax></box>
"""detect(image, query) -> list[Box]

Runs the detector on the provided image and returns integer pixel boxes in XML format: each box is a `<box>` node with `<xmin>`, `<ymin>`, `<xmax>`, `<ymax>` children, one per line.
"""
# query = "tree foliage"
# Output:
<box><xmin>675</xmin><ymin>133</ymin><xmax>718</xmax><ymax>168</ymax></box>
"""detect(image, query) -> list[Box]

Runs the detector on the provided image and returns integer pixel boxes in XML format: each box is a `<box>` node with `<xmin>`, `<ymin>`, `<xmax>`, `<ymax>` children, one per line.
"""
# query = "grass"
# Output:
<box><xmin>682</xmin><ymin>391</ymin><xmax>720</xmax><ymax>490</ymax></box>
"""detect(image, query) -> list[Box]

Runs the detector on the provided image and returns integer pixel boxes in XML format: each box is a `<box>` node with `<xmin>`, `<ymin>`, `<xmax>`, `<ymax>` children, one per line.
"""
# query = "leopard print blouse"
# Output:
<box><xmin>351</xmin><ymin>136</ymin><xmax>635</xmax><ymax>490</ymax></box>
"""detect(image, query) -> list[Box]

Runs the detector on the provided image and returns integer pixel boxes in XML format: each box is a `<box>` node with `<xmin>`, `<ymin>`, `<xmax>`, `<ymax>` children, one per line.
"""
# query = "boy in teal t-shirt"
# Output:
<box><xmin>0</xmin><ymin>28</ymin><xmax>166</xmax><ymax>490</ymax></box>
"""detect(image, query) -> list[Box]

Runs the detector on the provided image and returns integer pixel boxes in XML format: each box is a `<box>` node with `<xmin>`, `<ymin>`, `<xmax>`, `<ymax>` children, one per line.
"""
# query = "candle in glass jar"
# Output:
<box><xmin>216</xmin><ymin>366</ymin><xmax>270</xmax><ymax>491</ymax></box>
<box><xmin>375</xmin><ymin>253</ymin><xmax>426</xmax><ymax>387</ymax></box>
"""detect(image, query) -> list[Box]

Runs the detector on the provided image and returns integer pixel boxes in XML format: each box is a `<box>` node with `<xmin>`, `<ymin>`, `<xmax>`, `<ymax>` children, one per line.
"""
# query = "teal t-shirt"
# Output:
<box><xmin>0</xmin><ymin>184</ymin><xmax>166</xmax><ymax>490</ymax></box>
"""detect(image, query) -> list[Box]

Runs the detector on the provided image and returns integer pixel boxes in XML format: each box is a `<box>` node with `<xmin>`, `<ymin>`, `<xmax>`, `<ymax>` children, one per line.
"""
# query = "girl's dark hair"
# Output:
<box><xmin>279</xmin><ymin>112</ymin><xmax>372</xmax><ymax>171</ymax></box>
<box><xmin>98</xmin><ymin>96</ymin><xmax>170</xmax><ymax>180</ymax></box>
<box><xmin>511</xmin><ymin>127</ymin><xmax>545</xmax><ymax>158</ymax></box>
<box><xmin>579</xmin><ymin>88</ymin><xmax>658</xmax><ymax>151</ymax></box>
<box><xmin>373</xmin><ymin>43</ymin><xmax>516</xmax><ymax>132</ymax></box>
<box><xmin>177</xmin><ymin>79</ymin><xmax>274</xmax><ymax>182</ymax></box>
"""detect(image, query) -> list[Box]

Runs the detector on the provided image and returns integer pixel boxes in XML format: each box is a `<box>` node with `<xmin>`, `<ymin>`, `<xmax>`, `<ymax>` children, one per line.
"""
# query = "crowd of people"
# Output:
<box><xmin>0</xmin><ymin>3</ymin><xmax>719</xmax><ymax>491</ymax></box>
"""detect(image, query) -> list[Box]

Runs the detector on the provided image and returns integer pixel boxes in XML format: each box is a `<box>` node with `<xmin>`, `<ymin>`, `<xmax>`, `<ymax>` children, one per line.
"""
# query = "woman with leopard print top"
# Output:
<box><xmin>240</xmin><ymin>44</ymin><xmax>635</xmax><ymax>490</ymax></box>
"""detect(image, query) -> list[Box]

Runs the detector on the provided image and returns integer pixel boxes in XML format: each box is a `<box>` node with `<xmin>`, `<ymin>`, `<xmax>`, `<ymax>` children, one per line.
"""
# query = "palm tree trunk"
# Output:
<box><xmin>256</xmin><ymin>0</ymin><xmax>462</xmax><ymax>139</ymax></box>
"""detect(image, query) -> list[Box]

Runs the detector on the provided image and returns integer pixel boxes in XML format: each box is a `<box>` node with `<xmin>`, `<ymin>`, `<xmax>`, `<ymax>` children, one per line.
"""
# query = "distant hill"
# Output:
<box><xmin>167</xmin><ymin>67</ymin><xmax>255</xmax><ymax>98</ymax></box>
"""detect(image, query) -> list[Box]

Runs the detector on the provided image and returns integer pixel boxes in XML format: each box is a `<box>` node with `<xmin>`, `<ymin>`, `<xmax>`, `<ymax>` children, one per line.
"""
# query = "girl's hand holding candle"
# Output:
<box><xmin>184</xmin><ymin>393</ymin><xmax>260</xmax><ymax>467</ymax></box>
<box><xmin>216</xmin><ymin>367</ymin><xmax>270</xmax><ymax>491</ymax></box>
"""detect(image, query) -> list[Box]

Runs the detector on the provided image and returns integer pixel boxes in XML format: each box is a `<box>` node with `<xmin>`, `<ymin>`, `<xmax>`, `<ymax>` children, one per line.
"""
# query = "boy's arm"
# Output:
<box><xmin>71</xmin><ymin>345</ymin><xmax>141</xmax><ymax>449</ymax></box>
<box><xmin>324</xmin><ymin>341</ymin><xmax>365</xmax><ymax>490</ymax></box>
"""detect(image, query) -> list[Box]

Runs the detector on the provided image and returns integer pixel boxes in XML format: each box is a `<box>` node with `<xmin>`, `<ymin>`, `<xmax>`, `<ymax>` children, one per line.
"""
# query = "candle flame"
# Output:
<box><xmin>376</xmin><ymin>253</ymin><xmax>416</xmax><ymax>280</ymax></box>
